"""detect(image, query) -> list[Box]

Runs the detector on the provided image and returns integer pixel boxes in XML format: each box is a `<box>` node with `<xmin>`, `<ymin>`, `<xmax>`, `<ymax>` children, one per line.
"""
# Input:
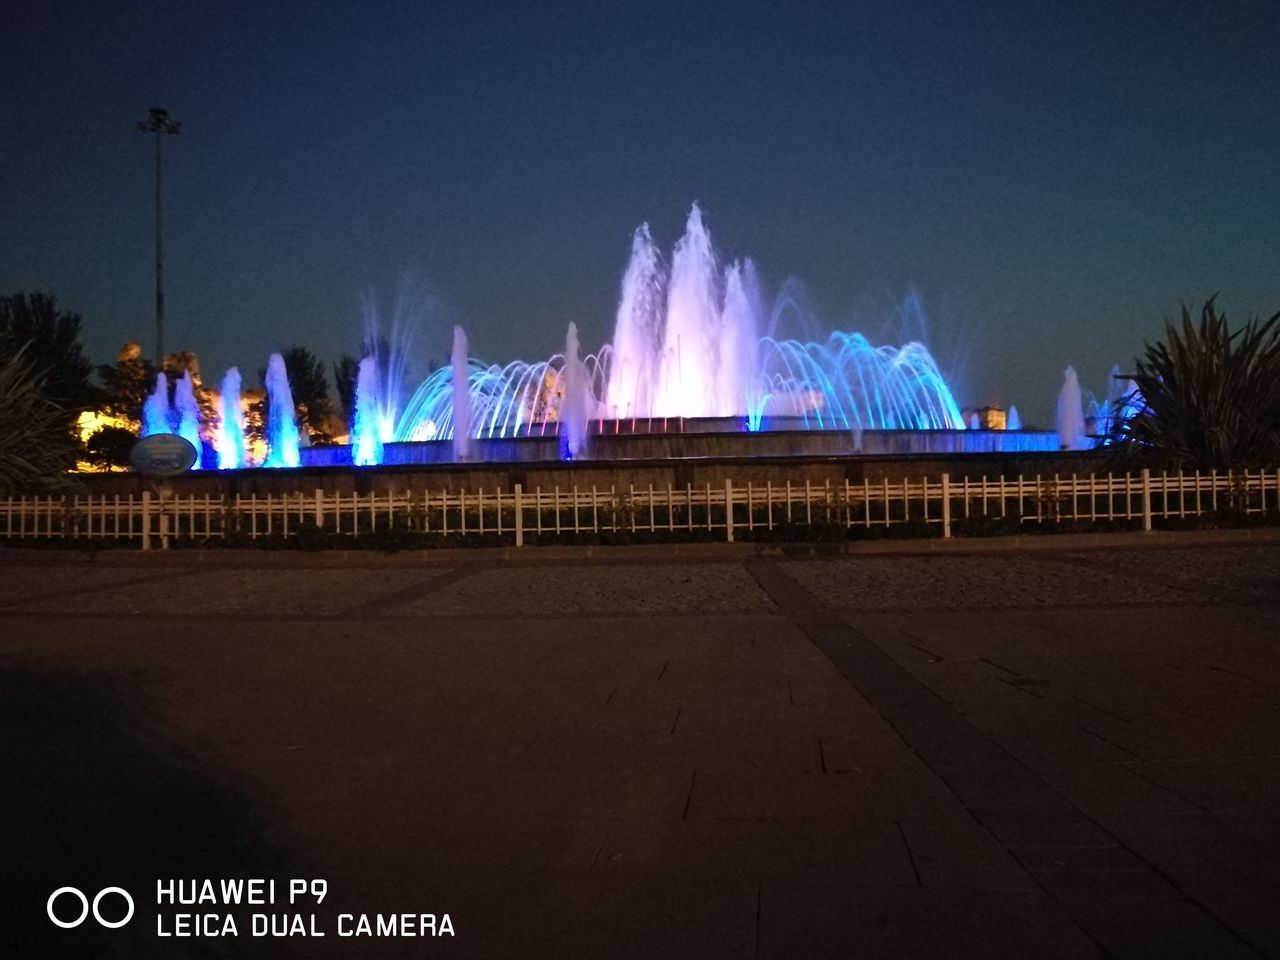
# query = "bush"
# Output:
<box><xmin>1110</xmin><ymin>297</ymin><xmax>1280</xmax><ymax>469</ymax></box>
<box><xmin>83</xmin><ymin>425</ymin><xmax>137</xmax><ymax>469</ymax></box>
<box><xmin>0</xmin><ymin>345</ymin><xmax>78</xmax><ymax>493</ymax></box>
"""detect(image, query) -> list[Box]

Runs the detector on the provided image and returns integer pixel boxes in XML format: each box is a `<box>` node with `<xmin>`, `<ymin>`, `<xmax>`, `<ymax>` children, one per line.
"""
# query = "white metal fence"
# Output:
<box><xmin>2</xmin><ymin>468</ymin><xmax>1278</xmax><ymax>549</ymax></box>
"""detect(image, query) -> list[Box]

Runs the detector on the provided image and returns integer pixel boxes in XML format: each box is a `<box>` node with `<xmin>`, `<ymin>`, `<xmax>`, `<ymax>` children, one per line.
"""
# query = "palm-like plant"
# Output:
<box><xmin>0</xmin><ymin>344</ymin><xmax>78</xmax><ymax>494</ymax></box>
<box><xmin>1109</xmin><ymin>297</ymin><xmax>1280</xmax><ymax>469</ymax></box>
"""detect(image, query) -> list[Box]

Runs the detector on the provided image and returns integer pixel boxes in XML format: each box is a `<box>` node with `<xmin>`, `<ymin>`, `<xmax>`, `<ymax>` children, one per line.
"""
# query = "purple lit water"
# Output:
<box><xmin>451</xmin><ymin>326</ymin><xmax>472</xmax><ymax>460</ymax></box>
<box><xmin>1056</xmin><ymin>366</ymin><xmax>1086</xmax><ymax>451</ymax></box>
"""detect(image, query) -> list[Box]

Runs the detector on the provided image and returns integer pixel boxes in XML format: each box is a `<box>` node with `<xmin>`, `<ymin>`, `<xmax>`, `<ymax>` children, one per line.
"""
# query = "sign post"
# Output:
<box><xmin>130</xmin><ymin>435</ymin><xmax>198</xmax><ymax>477</ymax></box>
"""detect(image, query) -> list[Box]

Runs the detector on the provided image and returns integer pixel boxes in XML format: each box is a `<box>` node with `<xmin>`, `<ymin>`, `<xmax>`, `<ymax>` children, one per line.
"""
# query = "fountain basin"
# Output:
<box><xmin>300</xmin><ymin>424</ymin><xmax>1059</xmax><ymax>468</ymax></box>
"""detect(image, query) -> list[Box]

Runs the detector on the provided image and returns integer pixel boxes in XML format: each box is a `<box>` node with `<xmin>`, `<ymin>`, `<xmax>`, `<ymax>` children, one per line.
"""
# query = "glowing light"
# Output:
<box><xmin>153</xmin><ymin>205</ymin><xmax>976</xmax><ymax>469</ymax></box>
<box><xmin>1056</xmin><ymin>366</ymin><xmax>1087</xmax><ymax>451</ymax></box>
<box><xmin>263</xmin><ymin>353</ymin><xmax>301</xmax><ymax>468</ymax></box>
<box><xmin>395</xmin><ymin>204</ymin><xmax>963</xmax><ymax>445</ymax></box>
<box><xmin>142</xmin><ymin>374</ymin><xmax>171</xmax><ymax>438</ymax></box>
<box><xmin>560</xmin><ymin>322</ymin><xmax>589</xmax><ymax>460</ymax></box>
<box><xmin>174</xmin><ymin>370</ymin><xmax>203</xmax><ymax>469</ymax></box>
<box><xmin>451</xmin><ymin>326</ymin><xmax>473</xmax><ymax>461</ymax></box>
<box><xmin>352</xmin><ymin>356</ymin><xmax>384</xmax><ymax>466</ymax></box>
<box><xmin>216</xmin><ymin>367</ymin><xmax>247</xmax><ymax>469</ymax></box>
<box><xmin>77</xmin><ymin>409</ymin><xmax>132</xmax><ymax>443</ymax></box>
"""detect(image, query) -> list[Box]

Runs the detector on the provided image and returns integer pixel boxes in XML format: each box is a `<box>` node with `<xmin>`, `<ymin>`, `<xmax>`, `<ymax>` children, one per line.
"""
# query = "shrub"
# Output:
<box><xmin>1110</xmin><ymin>297</ymin><xmax>1280</xmax><ymax>469</ymax></box>
<box><xmin>0</xmin><ymin>345</ymin><xmax>78</xmax><ymax>493</ymax></box>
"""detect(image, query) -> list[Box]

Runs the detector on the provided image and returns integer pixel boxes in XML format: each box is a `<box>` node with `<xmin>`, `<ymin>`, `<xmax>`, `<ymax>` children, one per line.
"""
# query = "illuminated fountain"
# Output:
<box><xmin>142</xmin><ymin>373</ymin><xmax>170</xmax><ymax>438</ymax></box>
<box><xmin>263</xmin><ymin>353</ymin><xmax>301</xmax><ymax>468</ymax></box>
<box><xmin>395</xmin><ymin>203</ymin><xmax>966</xmax><ymax>451</ymax></box>
<box><xmin>138</xmin><ymin>369</ymin><xmax>204</xmax><ymax>466</ymax></box>
<box><xmin>560</xmin><ymin>322</ymin><xmax>590</xmax><ymax>459</ymax></box>
<box><xmin>174</xmin><ymin>370</ymin><xmax>203</xmax><ymax>468</ymax></box>
<box><xmin>175</xmin><ymin>204</ymin><xmax>1065</xmax><ymax>472</ymax></box>
<box><xmin>360</xmin><ymin>284</ymin><xmax>417</xmax><ymax>444</ymax></box>
<box><xmin>604</xmin><ymin>204</ymin><xmax>958</xmax><ymax>426</ymax></box>
<box><xmin>216</xmin><ymin>367</ymin><xmax>246</xmax><ymax>469</ymax></box>
<box><xmin>604</xmin><ymin>224</ymin><xmax>664</xmax><ymax>420</ymax></box>
<box><xmin>451</xmin><ymin>326</ymin><xmax>473</xmax><ymax>461</ymax></box>
<box><xmin>1056</xmin><ymin>366</ymin><xmax>1087</xmax><ymax>451</ymax></box>
<box><xmin>352</xmin><ymin>357</ymin><xmax>384</xmax><ymax>466</ymax></box>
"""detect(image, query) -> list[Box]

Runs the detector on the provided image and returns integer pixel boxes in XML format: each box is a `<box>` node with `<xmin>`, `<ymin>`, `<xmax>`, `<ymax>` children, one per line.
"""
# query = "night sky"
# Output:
<box><xmin>3</xmin><ymin>0</ymin><xmax>1277</xmax><ymax>424</ymax></box>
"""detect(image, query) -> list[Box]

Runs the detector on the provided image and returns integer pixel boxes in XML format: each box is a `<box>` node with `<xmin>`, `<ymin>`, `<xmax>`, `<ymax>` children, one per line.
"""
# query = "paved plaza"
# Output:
<box><xmin>2</xmin><ymin>534</ymin><xmax>1279</xmax><ymax>958</ymax></box>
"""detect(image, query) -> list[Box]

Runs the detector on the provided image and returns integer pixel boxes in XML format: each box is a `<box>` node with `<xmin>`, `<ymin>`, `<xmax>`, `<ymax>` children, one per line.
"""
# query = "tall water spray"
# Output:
<box><xmin>360</xmin><ymin>282</ymin><xmax>421</xmax><ymax>443</ymax></box>
<box><xmin>451</xmin><ymin>326</ymin><xmax>472</xmax><ymax>460</ymax></box>
<box><xmin>142</xmin><ymin>373</ymin><xmax>171</xmax><ymax>438</ymax></box>
<box><xmin>216</xmin><ymin>367</ymin><xmax>246</xmax><ymax>469</ymax></box>
<box><xmin>560</xmin><ymin>322</ymin><xmax>589</xmax><ymax>460</ymax></box>
<box><xmin>604</xmin><ymin>224</ymin><xmax>664</xmax><ymax>419</ymax></box>
<box><xmin>1007</xmin><ymin>405</ymin><xmax>1021</xmax><ymax>430</ymax></box>
<box><xmin>263</xmin><ymin>353</ymin><xmax>301</xmax><ymax>468</ymax></box>
<box><xmin>352</xmin><ymin>356</ymin><xmax>385</xmax><ymax>466</ymax></box>
<box><xmin>1056</xmin><ymin>366</ymin><xmax>1086</xmax><ymax>451</ymax></box>
<box><xmin>393</xmin><ymin>203</ymin><xmax>966</xmax><ymax>444</ymax></box>
<box><xmin>657</xmin><ymin>203</ymin><xmax>722</xmax><ymax>417</ymax></box>
<box><xmin>718</xmin><ymin>259</ymin><xmax>763</xmax><ymax>417</ymax></box>
<box><xmin>173</xmin><ymin>370</ymin><xmax>203</xmax><ymax>469</ymax></box>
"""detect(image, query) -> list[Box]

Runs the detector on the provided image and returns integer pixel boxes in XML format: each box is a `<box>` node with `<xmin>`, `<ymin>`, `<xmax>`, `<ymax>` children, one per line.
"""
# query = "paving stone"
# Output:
<box><xmin>9</xmin><ymin>565</ymin><xmax>450</xmax><ymax>615</ymax></box>
<box><xmin>780</xmin><ymin>554</ymin><xmax>1189</xmax><ymax>610</ymax></box>
<box><xmin>403</xmin><ymin>562</ymin><xmax>776</xmax><ymax>615</ymax></box>
<box><xmin>0</xmin><ymin>563</ymin><xmax>152</xmax><ymax>603</ymax></box>
<box><xmin>2</xmin><ymin>541</ymin><xmax>1278</xmax><ymax>957</ymax></box>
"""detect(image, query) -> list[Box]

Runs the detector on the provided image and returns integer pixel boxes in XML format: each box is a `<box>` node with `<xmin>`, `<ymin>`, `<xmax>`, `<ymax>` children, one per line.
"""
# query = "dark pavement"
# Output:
<box><xmin>2</xmin><ymin>536</ymin><xmax>1278</xmax><ymax>958</ymax></box>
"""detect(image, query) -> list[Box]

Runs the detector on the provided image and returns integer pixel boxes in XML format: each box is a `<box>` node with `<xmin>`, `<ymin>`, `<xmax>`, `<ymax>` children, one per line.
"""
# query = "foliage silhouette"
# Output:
<box><xmin>1108</xmin><ymin>297</ymin><xmax>1280</xmax><ymax>468</ymax></box>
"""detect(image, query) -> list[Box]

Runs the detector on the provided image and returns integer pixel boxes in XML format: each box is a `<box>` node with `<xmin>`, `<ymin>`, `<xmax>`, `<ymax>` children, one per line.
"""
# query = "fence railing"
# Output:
<box><xmin>2</xmin><ymin>468</ymin><xmax>1277</xmax><ymax>549</ymax></box>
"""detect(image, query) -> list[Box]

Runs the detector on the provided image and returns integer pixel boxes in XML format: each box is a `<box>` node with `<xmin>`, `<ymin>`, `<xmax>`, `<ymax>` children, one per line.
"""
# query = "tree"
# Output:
<box><xmin>0</xmin><ymin>345</ymin><xmax>78</xmax><ymax>492</ymax></box>
<box><xmin>1108</xmin><ymin>297</ymin><xmax>1280</xmax><ymax>468</ymax></box>
<box><xmin>0</xmin><ymin>292</ymin><xmax>96</xmax><ymax>417</ymax></box>
<box><xmin>333</xmin><ymin>354</ymin><xmax>359</xmax><ymax>427</ymax></box>
<box><xmin>82</xmin><ymin>425</ymin><xmax>138</xmax><ymax>470</ymax></box>
<box><xmin>97</xmin><ymin>342</ymin><xmax>155</xmax><ymax>428</ymax></box>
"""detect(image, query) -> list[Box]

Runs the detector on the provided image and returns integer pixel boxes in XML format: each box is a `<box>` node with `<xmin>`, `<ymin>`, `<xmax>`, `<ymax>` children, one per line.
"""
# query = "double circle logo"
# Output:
<box><xmin>47</xmin><ymin>887</ymin><xmax>134</xmax><ymax>929</ymax></box>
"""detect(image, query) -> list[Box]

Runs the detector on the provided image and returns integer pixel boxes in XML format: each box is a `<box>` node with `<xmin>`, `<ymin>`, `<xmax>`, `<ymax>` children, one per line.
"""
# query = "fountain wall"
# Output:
<box><xmin>74</xmin><ymin>435</ymin><xmax>1083</xmax><ymax>502</ymax></box>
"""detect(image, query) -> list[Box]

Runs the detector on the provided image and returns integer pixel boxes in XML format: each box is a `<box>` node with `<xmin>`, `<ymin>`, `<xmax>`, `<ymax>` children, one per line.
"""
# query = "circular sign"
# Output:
<box><xmin>130</xmin><ymin>434</ymin><xmax>198</xmax><ymax>476</ymax></box>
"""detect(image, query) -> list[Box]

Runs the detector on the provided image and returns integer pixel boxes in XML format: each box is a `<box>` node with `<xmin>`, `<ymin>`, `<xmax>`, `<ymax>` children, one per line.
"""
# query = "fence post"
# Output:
<box><xmin>140</xmin><ymin>490</ymin><xmax>152</xmax><ymax>550</ymax></box>
<box><xmin>514</xmin><ymin>484</ymin><xmax>524</xmax><ymax>547</ymax></box>
<box><xmin>724</xmin><ymin>478</ymin><xmax>734</xmax><ymax>543</ymax></box>
<box><xmin>941</xmin><ymin>472</ymin><xmax>951</xmax><ymax>539</ymax></box>
<box><xmin>314</xmin><ymin>488</ymin><xmax>324</xmax><ymax>527</ymax></box>
<box><xmin>1141</xmin><ymin>467</ymin><xmax>1153</xmax><ymax>533</ymax></box>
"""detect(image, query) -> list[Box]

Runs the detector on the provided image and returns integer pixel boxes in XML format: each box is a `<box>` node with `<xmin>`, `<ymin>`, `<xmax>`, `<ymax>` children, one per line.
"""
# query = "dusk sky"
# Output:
<box><xmin>3</xmin><ymin>0</ymin><xmax>1277</xmax><ymax>424</ymax></box>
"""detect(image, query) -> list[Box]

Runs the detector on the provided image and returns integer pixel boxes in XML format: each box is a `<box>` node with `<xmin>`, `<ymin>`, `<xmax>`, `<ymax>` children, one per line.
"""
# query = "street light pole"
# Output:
<box><xmin>137</xmin><ymin>107</ymin><xmax>180</xmax><ymax>365</ymax></box>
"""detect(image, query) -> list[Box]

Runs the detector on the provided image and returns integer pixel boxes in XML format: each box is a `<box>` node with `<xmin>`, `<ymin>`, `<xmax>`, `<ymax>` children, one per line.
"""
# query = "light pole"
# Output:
<box><xmin>137</xmin><ymin>107</ymin><xmax>180</xmax><ymax>365</ymax></box>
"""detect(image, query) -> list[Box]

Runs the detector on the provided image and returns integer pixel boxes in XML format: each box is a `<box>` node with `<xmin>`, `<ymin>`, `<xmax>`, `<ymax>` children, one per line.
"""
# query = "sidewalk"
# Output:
<box><xmin>3</xmin><ymin>539</ymin><xmax>1278</xmax><ymax>957</ymax></box>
